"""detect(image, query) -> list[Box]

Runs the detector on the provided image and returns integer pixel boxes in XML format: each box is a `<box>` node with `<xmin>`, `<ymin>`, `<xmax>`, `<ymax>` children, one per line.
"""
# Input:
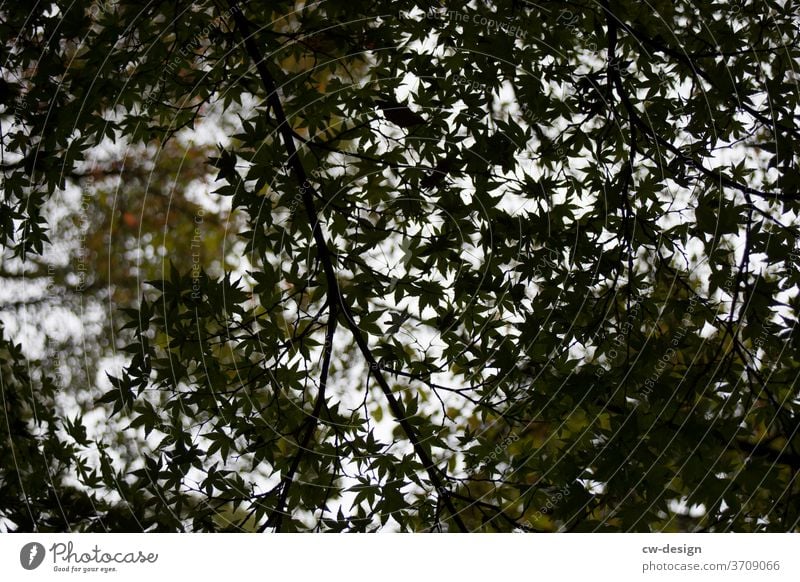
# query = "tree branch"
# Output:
<box><xmin>262</xmin><ymin>302</ymin><xmax>338</xmax><ymax>532</ymax></box>
<box><xmin>226</xmin><ymin>0</ymin><xmax>467</xmax><ymax>532</ymax></box>
<box><xmin>601</xmin><ymin>2</ymin><xmax>800</xmax><ymax>203</ymax></box>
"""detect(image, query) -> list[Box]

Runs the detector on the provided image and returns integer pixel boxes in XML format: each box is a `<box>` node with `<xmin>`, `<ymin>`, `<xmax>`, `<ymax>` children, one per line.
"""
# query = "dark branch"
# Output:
<box><xmin>226</xmin><ymin>0</ymin><xmax>467</xmax><ymax>532</ymax></box>
<box><xmin>601</xmin><ymin>3</ymin><xmax>800</xmax><ymax>203</ymax></box>
<box><xmin>263</xmin><ymin>301</ymin><xmax>338</xmax><ymax>532</ymax></box>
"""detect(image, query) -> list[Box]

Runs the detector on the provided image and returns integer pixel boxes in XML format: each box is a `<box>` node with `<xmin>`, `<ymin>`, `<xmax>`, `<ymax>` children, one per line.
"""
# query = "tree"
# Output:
<box><xmin>0</xmin><ymin>122</ymin><xmax>234</xmax><ymax>531</ymax></box>
<box><xmin>2</xmin><ymin>0</ymin><xmax>800</xmax><ymax>532</ymax></box>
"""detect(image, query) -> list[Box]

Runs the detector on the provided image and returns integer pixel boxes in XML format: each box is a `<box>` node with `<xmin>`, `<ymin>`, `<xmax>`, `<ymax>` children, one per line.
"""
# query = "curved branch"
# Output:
<box><xmin>226</xmin><ymin>0</ymin><xmax>467</xmax><ymax>532</ymax></box>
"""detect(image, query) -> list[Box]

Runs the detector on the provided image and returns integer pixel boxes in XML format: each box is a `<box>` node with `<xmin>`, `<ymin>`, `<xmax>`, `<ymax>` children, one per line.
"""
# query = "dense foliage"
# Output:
<box><xmin>2</xmin><ymin>0</ymin><xmax>800</xmax><ymax>532</ymax></box>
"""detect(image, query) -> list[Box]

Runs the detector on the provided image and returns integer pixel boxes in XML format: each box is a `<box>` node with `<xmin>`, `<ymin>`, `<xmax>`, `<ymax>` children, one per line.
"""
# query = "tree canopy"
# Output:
<box><xmin>2</xmin><ymin>0</ymin><xmax>800</xmax><ymax>532</ymax></box>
